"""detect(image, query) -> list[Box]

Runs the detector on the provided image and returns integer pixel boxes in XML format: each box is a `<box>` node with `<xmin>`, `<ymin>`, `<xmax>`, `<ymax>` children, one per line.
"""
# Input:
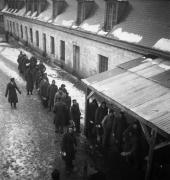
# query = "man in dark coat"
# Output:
<box><xmin>5</xmin><ymin>78</ymin><xmax>21</xmax><ymax>108</ymax></box>
<box><xmin>61</xmin><ymin>126</ymin><xmax>77</xmax><ymax>174</ymax></box>
<box><xmin>59</xmin><ymin>84</ymin><xmax>67</xmax><ymax>94</ymax></box>
<box><xmin>87</xmin><ymin>99</ymin><xmax>98</xmax><ymax>139</ymax></box>
<box><xmin>35</xmin><ymin>69</ymin><xmax>42</xmax><ymax>90</ymax></box>
<box><xmin>25</xmin><ymin>67</ymin><xmax>34</xmax><ymax>95</ymax></box>
<box><xmin>102</xmin><ymin>109</ymin><xmax>115</xmax><ymax>149</ymax></box>
<box><xmin>39</xmin><ymin>78</ymin><xmax>50</xmax><ymax>108</ymax></box>
<box><xmin>71</xmin><ymin>99</ymin><xmax>81</xmax><ymax>134</ymax></box>
<box><xmin>17</xmin><ymin>51</ymin><xmax>23</xmax><ymax>73</ymax></box>
<box><xmin>53</xmin><ymin>98</ymin><xmax>67</xmax><ymax>133</ymax></box>
<box><xmin>63</xmin><ymin>92</ymin><xmax>71</xmax><ymax>126</ymax></box>
<box><xmin>112</xmin><ymin>111</ymin><xmax>128</xmax><ymax>150</ymax></box>
<box><xmin>95</xmin><ymin>102</ymin><xmax>108</xmax><ymax>144</ymax></box>
<box><xmin>48</xmin><ymin>80</ymin><xmax>58</xmax><ymax>111</ymax></box>
<box><xmin>121</xmin><ymin>123</ymin><xmax>142</xmax><ymax>180</ymax></box>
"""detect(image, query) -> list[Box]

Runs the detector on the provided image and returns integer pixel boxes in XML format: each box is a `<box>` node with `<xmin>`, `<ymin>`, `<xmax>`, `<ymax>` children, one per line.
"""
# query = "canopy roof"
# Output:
<box><xmin>83</xmin><ymin>57</ymin><xmax>170</xmax><ymax>139</ymax></box>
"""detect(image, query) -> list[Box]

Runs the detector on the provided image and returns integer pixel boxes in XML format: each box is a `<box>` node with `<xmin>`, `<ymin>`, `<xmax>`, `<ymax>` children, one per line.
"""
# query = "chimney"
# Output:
<box><xmin>76</xmin><ymin>0</ymin><xmax>95</xmax><ymax>25</ymax></box>
<box><xmin>104</xmin><ymin>0</ymin><xmax>128</xmax><ymax>31</ymax></box>
<box><xmin>37</xmin><ymin>0</ymin><xmax>46</xmax><ymax>15</ymax></box>
<box><xmin>52</xmin><ymin>0</ymin><xmax>66</xmax><ymax>19</ymax></box>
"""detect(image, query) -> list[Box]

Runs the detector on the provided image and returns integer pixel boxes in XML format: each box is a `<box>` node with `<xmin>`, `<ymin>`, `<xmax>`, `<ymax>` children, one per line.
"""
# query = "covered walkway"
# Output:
<box><xmin>82</xmin><ymin>56</ymin><xmax>170</xmax><ymax>180</ymax></box>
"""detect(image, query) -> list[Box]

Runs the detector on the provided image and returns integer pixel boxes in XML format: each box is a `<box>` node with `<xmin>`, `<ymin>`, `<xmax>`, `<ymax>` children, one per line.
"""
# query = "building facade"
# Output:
<box><xmin>2</xmin><ymin>0</ymin><xmax>170</xmax><ymax>78</ymax></box>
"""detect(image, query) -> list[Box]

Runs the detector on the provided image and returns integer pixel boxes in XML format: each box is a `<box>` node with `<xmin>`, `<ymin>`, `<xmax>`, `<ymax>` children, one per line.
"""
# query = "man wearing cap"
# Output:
<box><xmin>71</xmin><ymin>99</ymin><xmax>81</xmax><ymax>134</ymax></box>
<box><xmin>5</xmin><ymin>78</ymin><xmax>21</xmax><ymax>108</ymax></box>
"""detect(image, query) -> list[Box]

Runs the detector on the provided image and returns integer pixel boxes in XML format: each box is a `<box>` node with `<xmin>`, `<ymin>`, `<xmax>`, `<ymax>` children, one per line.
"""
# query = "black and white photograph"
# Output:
<box><xmin>0</xmin><ymin>0</ymin><xmax>170</xmax><ymax>180</ymax></box>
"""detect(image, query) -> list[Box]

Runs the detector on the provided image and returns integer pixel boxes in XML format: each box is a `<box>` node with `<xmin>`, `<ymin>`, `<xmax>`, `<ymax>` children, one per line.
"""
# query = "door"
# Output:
<box><xmin>73</xmin><ymin>45</ymin><xmax>80</xmax><ymax>73</ymax></box>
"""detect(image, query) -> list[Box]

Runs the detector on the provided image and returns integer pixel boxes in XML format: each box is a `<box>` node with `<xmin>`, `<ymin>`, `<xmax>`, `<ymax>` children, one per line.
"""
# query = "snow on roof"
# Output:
<box><xmin>53</xmin><ymin>0</ymin><xmax>77</xmax><ymax>27</ymax></box>
<box><xmin>79</xmin><ymin>0</ymin><xmax>105</xmax><ymax>34</ymax></box>
<box><xmin>1</xmin><ymin>5</ymin><xmax>8</xmax><ymax>12</ymax></box>
<box><xmin>153</xmin><ymin>38</ymin><xmax>170</xmax><ymax>53</ymax></box>
<box><xmin>14</xmin><ymin>6</ymin><xmax>26</xmax><ymax>16</ymax></box>
<box><xmin>2</xmin><ymin>0</ymin><xmax>170</xmax><ymax>54</ymax></box>
<box><xmin>112</xmin><ymin>28</ymin><xmax>142</xmax><ymax>43</ymax></box>
<box><xmin>37</xmin><ymin>0</ymin><xmax>52</xmax><ymax>22</ymax></box>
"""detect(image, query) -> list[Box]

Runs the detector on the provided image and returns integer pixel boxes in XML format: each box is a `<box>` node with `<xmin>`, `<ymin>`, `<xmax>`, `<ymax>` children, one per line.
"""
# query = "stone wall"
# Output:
<box><xmin>4</xmin><ymin>15</ymin><xmax>141</xmax><ymax>78</ymax></box>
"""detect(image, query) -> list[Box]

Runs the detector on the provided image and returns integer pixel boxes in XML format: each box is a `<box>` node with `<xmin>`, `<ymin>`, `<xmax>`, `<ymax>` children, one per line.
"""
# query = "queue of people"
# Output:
<box><xmin>15</xmin><ymin>51</ymin><xmax>82</xmax><ymax>176</ymax></box>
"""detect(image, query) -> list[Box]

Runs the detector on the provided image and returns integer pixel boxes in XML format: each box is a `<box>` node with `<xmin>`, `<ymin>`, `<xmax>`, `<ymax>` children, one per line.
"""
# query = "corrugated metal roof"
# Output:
<box><xmin>83</xmin><ymin>57</ymin><xmax>170</xmax><ymax>137</ymax></box>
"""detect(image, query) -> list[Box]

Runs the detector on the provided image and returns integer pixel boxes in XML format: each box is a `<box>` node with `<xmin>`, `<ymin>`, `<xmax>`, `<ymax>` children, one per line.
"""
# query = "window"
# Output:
<box><xmin>60</xmin><ymin>40</ymin><xmax>65</xmax><ymax>61</ymax></box>
<box><xmin>43</xmin><ymin>33</ymin><xmax>46</xmax><ymax>53</ymax></box>
<box><xmin>20</xmin><ymin>25</ymin><xmax>23</xmax><ymax>38</ymax></box>
<box><xmin>25</xmin><ymin>26</ymin><xmax>28</xmax><ymax>42</ymax></box>
<box><xmin>50</xmin><ymin>36</ymin><xmax>55</xmax><ymax>54</ymax></box>
<box><xmin>13</xmin><ymin>22</ymin><xmax>15</xmax><ymax>35</ymax></box>
<box><xmin>30</xmin><ymin>28</ymin><xmax>33</xmax><ymax>43</ymax></box>
<box><xmin>99</xmin><ymin>55</ymin><xmax>108</xmax><ymax>73</ymax></box>
<box><xmin>36</xmin><ymin>30</ymin><xmax>39</xmax><ymax>47</ymax></box>
<box><xmin>10</xmin><ymin>21</ymin><xmax>12</xmax><ymax>33</ymax></box>
<box><xmin>73</xmin><ymin>45</ymin><xmax>80</xmax><ymax>72</ymax></box>
<box><xmin>17</xmin><ymin>23</ymin><xmax>19</xmax><ymax>37</ymax></box>
<box><xmin>7</xmin><ymin>20</ymin><xmax>10</xmax><ymax>32</ymax></box>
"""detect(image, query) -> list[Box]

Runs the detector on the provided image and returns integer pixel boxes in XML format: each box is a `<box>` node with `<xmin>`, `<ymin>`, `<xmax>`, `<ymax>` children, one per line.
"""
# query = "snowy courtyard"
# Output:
<box><xmin>0</xmin><ymin>40</ymin><xmax>86</xmax><ymax>180</ymax></box>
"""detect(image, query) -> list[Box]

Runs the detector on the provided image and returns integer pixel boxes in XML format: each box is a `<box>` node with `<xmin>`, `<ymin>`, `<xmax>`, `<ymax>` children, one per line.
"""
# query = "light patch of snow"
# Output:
<box><xmin>13</xmin><ymin>9</ymin><xmax>18</xmax><ymax>13</ymax></box>
<box><xmin>159</xmin><ymin>64</ymin><xmax>170</xmax><ymax>70</ymax></box>
<box><xmin>1</xmin><ymin>5</ymin><xmax>8</xmax><ymax>12</ymax></box>
<box><xmin>31</xmin><ymin>11</ymin><xmax>37</xmax><ymax>18</ymax></box>
<box><xmin>62</xmin><ymin>20</ymin><xmax>74</xmax><ymax>27</ymax></box>
<box><xmin>97</xmin><ymin>30</ymin><xmax>108</xmax><ymax>36</ymax></box>
<box><xmin>81</xmin><ymin>23</ymin><xmax>100</xmax><ymax>33</ymax></box>
<box><xmin>112</xmin><ymin>28</ymin><xmax>143</xmax><ymax>43</ymax></box>
<box><xmin>15</xmin><ymin>6</ymin><xmax>26</xmax><ymax>16</ymax></box>
<box><xmin>80</xmin><ymin>0</ymin><xmax>105</xmax><ymax>33</ymax></box>
<box><xmin>153</xmin><ymin>38</ymin><xmax>170</xmax><ymax>52</ymax></box>
<box><xmin>0</xmin><ymin>45</ymin><xmax>32</xmax><ymax>65</ymax></box>
<box><xmin>37</xmin><ymin>0</ymin><xmax>52</xmax><ymax>22</ymax></box>
<box><xmin>25</xmin><ymin>11</ymin><xmax>31</xmax><ymax>17</ymax></box>
<box><xmin>53</xmin><ymin>0</ymin><xmax>77</xmax><ymax>27</ymax></box>
<box><xmin>0</xmin><ymin>61</ymin><xmax>25</xmax><ymax>85</ymax></box>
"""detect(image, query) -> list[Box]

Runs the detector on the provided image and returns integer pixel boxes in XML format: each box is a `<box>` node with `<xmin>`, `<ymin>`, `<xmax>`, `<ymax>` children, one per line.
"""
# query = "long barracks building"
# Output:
<box><xmin>2</xmin><ymin>0</ymin><xmax>170</xmax><ymax>78</ymax></box>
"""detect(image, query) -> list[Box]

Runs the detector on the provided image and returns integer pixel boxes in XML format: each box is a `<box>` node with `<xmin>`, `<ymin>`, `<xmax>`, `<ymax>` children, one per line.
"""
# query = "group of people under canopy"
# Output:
<box><xmin>86</xmin><ymin>99</ymin><xmax>149</xmax><ymax>180</ymax></box>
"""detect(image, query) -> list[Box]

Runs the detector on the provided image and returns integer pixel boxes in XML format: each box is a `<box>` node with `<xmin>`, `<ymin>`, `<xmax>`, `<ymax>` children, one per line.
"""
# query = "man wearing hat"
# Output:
<box><xmin>5</xmin><ymin>78</ymin><xmax>21</xmax><ymax>108</ymax></box>
<box><xmin>61</xmin><ymin>126</ymin><xmax>77</xmax><ymax>174</ymax></box>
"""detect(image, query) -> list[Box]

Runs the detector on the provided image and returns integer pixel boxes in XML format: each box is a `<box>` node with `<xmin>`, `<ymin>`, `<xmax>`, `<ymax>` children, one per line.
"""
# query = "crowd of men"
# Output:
<box><xmin>17</xmin><ymin>51</ymin><xmax>81</xmax><ymax>177</ymax></box>
<box><xmin>86</xmin><ymin>100</ymin><xmax>148</xmax><ymax>180</ymax></box>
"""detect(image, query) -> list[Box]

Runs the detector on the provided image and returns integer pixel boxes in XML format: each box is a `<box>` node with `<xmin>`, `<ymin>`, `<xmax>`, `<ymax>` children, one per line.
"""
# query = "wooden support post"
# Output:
<box><xmin>140</xmin><ymin>122</ymin><xmax>151</xmax><ymax>144</ymax></box>
<box><xmin>145</xmin><ymin>129</ymin><xmax>157</xmax><ymax>180</ymax></box>
<box><xmin>84</xmin><ymin>87</ymin><xmax>91</xmax><ymax>136</ymax></box>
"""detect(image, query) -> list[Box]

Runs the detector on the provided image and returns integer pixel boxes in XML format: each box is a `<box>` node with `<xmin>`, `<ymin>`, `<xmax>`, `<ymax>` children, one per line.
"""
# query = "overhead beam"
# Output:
<box><xmin>140</xmin><ymin>122</ymin><xmax>151</xmax><ymax>144</ymax></box>
<box><xmin>154</xmin><ymin>141</ymin><xmax>170</xmax><ymax>150</ymax></box>
<box><xmin>87</xmin><ymin>91</ymin><xmax>94</xmax><ymax>100</ymax></box>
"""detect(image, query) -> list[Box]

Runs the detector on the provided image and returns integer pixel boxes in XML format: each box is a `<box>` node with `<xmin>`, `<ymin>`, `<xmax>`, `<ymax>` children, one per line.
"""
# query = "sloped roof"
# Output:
<box><xmin>83</xmin><ymin>56</ymin><xmax>170</xmax><ymax>138</ymax></box>
<box><xmin>2</xmin><ymin>0</ymin><xmax>170</xmax><ymax>53</ymax></box>
<box><xmin>108</xmin><ymin>0</ymin><xmax>170</xmax><ymax>52</ymax></box>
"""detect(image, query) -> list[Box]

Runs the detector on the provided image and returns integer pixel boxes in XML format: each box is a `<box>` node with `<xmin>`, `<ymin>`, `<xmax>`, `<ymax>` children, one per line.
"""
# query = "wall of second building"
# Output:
<box><xmin>4</xmin><ymin>15</ymin><xmax>141</xmax><ymax>78</ymax></box>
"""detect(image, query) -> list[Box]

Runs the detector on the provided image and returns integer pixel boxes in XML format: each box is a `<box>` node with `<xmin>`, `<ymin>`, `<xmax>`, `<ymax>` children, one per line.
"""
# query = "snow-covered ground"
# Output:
<box><xmin>0</xmin><ymin>42</ymin><xmax>85</xmax><ymax>120</ymax></box>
